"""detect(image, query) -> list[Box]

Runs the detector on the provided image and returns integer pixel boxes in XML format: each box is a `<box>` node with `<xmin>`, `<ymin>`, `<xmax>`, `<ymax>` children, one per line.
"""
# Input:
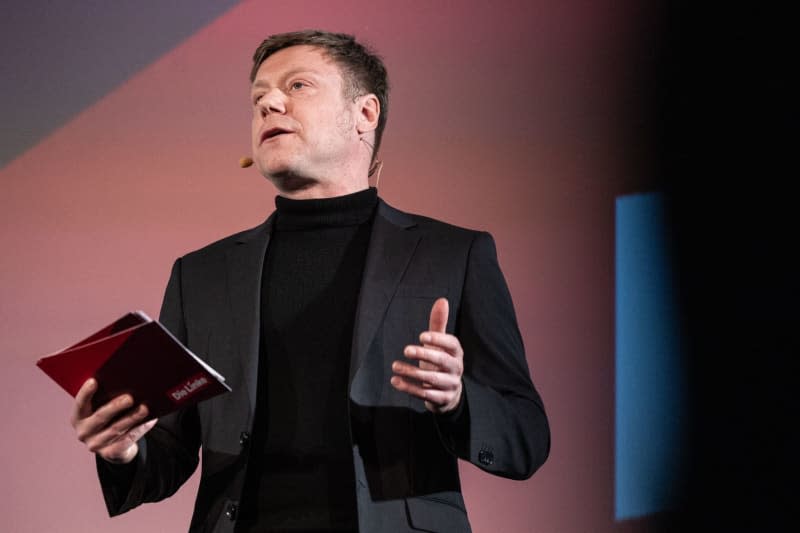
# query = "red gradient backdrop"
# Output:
<box><xmin>0</xmin><ymin>1</ymin><xmax>654</xmax><ymax>531</ymax></box>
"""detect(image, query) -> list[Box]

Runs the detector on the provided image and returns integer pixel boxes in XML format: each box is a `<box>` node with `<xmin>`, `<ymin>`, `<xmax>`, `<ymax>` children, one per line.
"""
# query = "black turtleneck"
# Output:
<box><xmin>240</xmin><ymin>187</ymin><xmax>377</xmax><ymax>532</ymax></box>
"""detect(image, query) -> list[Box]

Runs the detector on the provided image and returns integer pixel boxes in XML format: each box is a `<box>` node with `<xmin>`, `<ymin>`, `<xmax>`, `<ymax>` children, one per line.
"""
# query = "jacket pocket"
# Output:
<box><xmin>405</xmin><ymin>492</ymin><xmax>471</xmax><ymax>532</ymax></box>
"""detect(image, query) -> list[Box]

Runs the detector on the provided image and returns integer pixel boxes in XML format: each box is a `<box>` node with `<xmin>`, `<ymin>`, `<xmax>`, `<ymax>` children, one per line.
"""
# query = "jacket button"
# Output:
<box><xmin>478</xmin><ymin>449</ymin><xmax>494</xmax><ymax>466</ymax></box>
<box><xmin>225</xmin><ymin>503</ymin><xmax>237</xmax><ymax>521</ymax></box>
<box><xmin>239</xmin><ymin>431</ymin><xmax>250</xmax><ymax>447</ymax></box>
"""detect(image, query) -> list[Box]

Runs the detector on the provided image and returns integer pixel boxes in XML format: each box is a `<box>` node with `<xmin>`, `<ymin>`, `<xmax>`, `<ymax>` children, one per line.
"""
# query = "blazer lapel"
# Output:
<box><xmin>350</xmin><ymin>200</ymin><xmax>419</xmax><ymax>390</ymax></box>
<box><xmin>225</xmin><ymin>215</ymin><xmax>274</xmax><ymax>411</ymax></box>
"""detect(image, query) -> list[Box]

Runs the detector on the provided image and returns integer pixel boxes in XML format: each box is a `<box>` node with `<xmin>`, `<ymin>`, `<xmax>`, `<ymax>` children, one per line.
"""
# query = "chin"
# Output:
<box><xmin>255</xmin><ymin>158</ymin><xmax>290</xmax><ymax>180</ymax></box>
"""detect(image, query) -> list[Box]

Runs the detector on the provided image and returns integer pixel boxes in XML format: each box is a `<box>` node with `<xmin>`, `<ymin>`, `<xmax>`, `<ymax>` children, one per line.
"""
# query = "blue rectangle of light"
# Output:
<box><xmin>615</xmin><ymin>192</ymin><xmax>687</xmax><ymax>521</ymax></box>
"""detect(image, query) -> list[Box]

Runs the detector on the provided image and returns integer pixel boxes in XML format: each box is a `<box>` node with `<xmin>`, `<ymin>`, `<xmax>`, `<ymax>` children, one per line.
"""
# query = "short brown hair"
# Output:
<box><xmin>251</xmin><ymin>30</ymin><xmax>389</xmax><ymax>164</ymax></box>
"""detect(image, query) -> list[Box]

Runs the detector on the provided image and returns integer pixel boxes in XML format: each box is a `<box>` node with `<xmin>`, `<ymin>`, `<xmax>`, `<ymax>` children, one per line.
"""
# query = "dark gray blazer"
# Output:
<box><xmin>99</xmin><ymin>199</ymin><xmax>550</xmax><ymax>532</ymax></box>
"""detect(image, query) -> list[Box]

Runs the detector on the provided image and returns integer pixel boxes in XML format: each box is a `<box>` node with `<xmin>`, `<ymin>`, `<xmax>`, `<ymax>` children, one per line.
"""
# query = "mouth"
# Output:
<box><xmin>260</xmin><ymin>127</ymin><xmax>293</xmax><ymax>144</ymax></box>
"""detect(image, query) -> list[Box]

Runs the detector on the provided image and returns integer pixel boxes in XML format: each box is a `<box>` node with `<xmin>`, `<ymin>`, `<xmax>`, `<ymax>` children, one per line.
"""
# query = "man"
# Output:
<box><xmin>71</xmin><ymin>30</ymin><xmax>549</xmax><ymax>532</ymax></box>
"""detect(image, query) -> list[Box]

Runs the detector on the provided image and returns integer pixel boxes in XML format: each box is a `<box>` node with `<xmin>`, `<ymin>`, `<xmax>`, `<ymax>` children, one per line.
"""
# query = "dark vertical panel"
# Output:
<box><xmin>653</xmin><ymin>3</ymin><xmax>798</xmax><ymax>531</ymax></box>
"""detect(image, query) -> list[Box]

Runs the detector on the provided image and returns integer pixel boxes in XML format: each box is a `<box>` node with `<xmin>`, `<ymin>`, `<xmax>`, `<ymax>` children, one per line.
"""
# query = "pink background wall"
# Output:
<box><xmin>0</xmin><ymin>1</ymin><xmax>658</xmax><ymax>531</ymax></box>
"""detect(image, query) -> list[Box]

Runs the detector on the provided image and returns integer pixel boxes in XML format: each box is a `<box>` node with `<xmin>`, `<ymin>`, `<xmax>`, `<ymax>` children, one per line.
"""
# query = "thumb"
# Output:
<box><xmin>428</xmin><ymin>297</ymin><xmax>449</xmax><ymax>334</ymax></box>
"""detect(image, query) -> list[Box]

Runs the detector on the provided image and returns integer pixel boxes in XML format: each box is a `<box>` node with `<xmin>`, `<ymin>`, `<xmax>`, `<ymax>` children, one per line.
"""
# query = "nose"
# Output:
<box><xmin>257</xmin><ymin>88</ymin><xmax>287</xmax><ymax>116</ymax></box>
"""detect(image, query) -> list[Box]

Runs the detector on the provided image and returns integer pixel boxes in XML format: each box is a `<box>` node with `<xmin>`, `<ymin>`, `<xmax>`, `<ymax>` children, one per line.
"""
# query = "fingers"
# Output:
<box><xmin>97</xmin><ymin>417</ymin><xmax>158</xmax><ymax>465</ymax></box>
<box><xmin>73</xmin><ymin>390</ymin><xmax>149</xmax><ymax>449</ymax></box>
<box><xmin>417</xmin><ymin>332</ymin><xmax>463</xmax><ymax>356</ymax></box>
<box><xmin>402</xmin><ymin>345</ymin><xmax>462</xmax><ymax>372</ymax></box>
<box><xmin>128</xmin><ymin>418</ymin><xmax>158</xmax><ymax>441</ymax></box>
<box><xmin>70</xmin><ymin>378</ymin><xmax>154</xmax><ymax>464</ymax></box>
<box><xmin>391</xmin><ymin>297</ymin><xmax>462</xmax><ymax>412</ymax></box>
<box><xmin>391</xmin><ymin>360</ymin><xmax>461</xmax><ymax>390</ymax></box>
<box><xmin>428</xmin><ymin>297</ymin><xmax>449</xmax><ymax>334</ymax></box>
<box><xmin>74</xmin><ymin>393</ymin><xmax>134</xmax><ymax>439</ymax></box>
<box><xmin>82</xmin><ymin>404</ymin><xmax>150</xmax><ymax>453</ymax></box>
<box><xmin>391</xmin><ymin>336</ymin><xmax>464</xmax><ymax>413</ymax></box>
<box><xmin>390</xmin><ymin>374</ymin><xmax>458</xmax><ymax>408</ymax></box>
<box><xmin>71</xmin><ymin>378</ymin><xmax>97</xmax><ymax>425</ymax></box>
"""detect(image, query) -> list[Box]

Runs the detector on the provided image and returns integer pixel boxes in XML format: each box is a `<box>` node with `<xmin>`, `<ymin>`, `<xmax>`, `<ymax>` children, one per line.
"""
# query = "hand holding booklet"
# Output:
<box><xmin>37</xmin><ymin>311</ymin><xmax>231</xmax><ymax>420</ymax></box>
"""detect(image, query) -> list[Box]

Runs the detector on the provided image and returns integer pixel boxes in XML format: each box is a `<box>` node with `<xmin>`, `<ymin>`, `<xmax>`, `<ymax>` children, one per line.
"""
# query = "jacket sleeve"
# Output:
<box><xmin>434</xmin><ymin>231</ymin><xmax>550</xmax><ymax>480</ymax></box>
<box><xmin>97</xmin><ymin>258</ymin><xmax>202</xmax><ymax>515</ymax></box>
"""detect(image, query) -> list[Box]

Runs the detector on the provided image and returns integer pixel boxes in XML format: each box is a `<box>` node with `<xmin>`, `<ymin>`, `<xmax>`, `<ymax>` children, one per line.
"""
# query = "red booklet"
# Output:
<box><xmin>37</xmin><ymin>311</ymin><xmax>230</xmax><ymax>420</ymax></box>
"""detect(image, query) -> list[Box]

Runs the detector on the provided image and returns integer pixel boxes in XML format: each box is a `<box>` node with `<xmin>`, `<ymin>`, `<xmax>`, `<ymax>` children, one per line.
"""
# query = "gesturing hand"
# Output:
<box><xmin>390</xmin><ymin>297</ymin><xmax>464</xmax><ymax>413</ymax></box>
<box><xmin>70</xmin><ymin>378</ymin><xmax>157</xmax><ymax>464</ymax></box>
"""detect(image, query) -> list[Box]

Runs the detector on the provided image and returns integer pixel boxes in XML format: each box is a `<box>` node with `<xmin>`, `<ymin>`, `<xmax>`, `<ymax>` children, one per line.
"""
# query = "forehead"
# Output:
<box><xmin>252</xmin><ymin>45</ymin><xmax>343</xmax><ymax>84</ymax></box>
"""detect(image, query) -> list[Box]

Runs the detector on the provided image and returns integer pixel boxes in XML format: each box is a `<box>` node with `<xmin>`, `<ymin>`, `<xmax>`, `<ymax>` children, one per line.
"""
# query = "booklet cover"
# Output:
<box><xmin>36</xmin><ymin>311</ymin><xmax>231</xmax><ymax>420</ymax></box>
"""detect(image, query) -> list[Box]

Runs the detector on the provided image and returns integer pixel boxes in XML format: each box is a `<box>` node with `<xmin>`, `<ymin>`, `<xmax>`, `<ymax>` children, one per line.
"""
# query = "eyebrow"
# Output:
<box><xmin>251</xmin><ymin>68</ymin><xmax>321</xmax><ymax>90</ymax></box>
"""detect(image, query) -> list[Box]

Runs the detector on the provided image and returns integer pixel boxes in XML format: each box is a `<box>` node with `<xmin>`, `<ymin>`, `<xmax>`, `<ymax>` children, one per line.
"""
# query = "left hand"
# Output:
<box><xmin>390</xmin><ymin>297</ymin><xmax>464</xmax><ymax>413</ymax></box>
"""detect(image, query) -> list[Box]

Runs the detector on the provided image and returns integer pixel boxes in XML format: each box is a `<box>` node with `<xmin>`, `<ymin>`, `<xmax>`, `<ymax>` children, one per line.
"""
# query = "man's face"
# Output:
<box><xmin>250</xmin><ymin>45</ymin><xmax>361</xmax><ymax>189</ymax></box>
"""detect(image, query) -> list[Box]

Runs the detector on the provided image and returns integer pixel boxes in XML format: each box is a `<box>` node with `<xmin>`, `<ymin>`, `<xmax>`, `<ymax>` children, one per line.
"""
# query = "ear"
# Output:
<box><xmin>355</xmin><ymin>93</ymin><xmax>380</xmax><ymax>135</ymax></box>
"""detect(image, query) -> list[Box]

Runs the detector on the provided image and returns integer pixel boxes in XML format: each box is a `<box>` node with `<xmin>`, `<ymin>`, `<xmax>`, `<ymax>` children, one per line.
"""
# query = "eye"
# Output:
<box><xmin>252</xmin><ymin>94</ymin><xmax>263</xmax><ymax>106</ymax></box>
<box><xmin>289</xmin><ymin>80</ymin><xmax>307</xmax><ymax>91</ymax></box>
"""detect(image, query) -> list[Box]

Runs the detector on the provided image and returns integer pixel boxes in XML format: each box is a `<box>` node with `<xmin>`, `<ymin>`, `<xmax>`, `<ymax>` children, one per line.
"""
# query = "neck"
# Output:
<box><xmin>271</xmin><ymin>171</ymin><xmax>370</xmax><ymax>200</ymax></box>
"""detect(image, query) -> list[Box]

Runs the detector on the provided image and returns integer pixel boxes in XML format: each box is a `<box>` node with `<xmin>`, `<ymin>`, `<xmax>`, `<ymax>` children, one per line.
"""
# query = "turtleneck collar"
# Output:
<box><xmin>273</xmin><ymin>187</ymin><xmax>378</xmax><ymax>230</ymax></box>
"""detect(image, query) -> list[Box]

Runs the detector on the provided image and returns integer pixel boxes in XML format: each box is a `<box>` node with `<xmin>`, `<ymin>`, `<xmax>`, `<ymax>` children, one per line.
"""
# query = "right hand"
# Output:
<box><xmin>70</xmin><ymin>378</ymin><xmax>157</xmax><ymax>464</ymax></box>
